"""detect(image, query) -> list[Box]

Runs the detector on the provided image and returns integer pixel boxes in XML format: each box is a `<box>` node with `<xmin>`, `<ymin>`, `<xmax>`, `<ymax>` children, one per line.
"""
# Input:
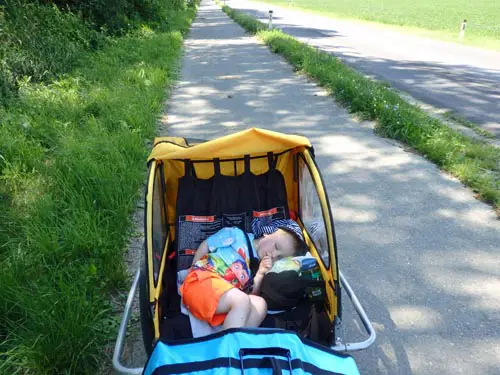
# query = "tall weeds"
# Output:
<box><xmin>0</xmin><ymin>0</ymin><xmax>199</xmax><ymax>373</ymax></box>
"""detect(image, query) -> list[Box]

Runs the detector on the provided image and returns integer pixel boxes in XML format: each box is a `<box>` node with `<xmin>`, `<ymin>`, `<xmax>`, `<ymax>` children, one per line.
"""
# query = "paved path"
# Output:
<box><xmin>121</xmin><ymin>1</ymin><xmax>500</xmax><ymax>374</ymax></box>
<box><xmin>229</xmin><ymin>0</ymin><xmax>500</xmax><ymax>137</ymax></box>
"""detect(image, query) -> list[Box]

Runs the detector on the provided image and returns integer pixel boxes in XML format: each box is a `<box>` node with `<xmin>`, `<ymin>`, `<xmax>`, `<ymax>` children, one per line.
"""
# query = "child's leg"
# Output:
<box><xmin>216</xmin><ymin>288</ymin><xmax>251</xmax><ymax>329</ymax></box>
<box><xmin>245</xmin><ymin>295</ymin><xmax>267</xmax><ymax>327</ymax></box>
<box><xmin>215</xmin><ymin>290</ymin><xmax>267</xmax><ymax>329</ymax></box>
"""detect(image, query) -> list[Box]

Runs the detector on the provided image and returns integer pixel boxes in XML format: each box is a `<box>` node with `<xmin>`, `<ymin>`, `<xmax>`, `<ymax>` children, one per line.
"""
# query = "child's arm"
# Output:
<box><xmin>191</xmin><ymin>240</ymin><xmax>209</xmax><ymax>265</ymax></box>
<box><xmin>251</xmin><ymin>256</ymin><xmax>272</xmax><ymax>295</ymax></box>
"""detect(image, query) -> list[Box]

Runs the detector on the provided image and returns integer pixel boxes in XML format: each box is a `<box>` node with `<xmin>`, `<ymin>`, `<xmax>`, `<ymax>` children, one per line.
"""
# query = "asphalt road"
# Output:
<box><xmin>118</xmin><ymin>1</ymin><xmax>500</xmax><ymax>374</ymax></box>
<box><xmin>230</xmin><ymin>0</ymin><xmax>500</xmax><ymax>137</ymax></box>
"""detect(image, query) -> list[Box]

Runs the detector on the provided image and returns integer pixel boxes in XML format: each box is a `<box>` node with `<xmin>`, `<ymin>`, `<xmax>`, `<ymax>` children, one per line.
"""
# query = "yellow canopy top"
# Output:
<box><xmin>148</xmin><ymin>128</ymin><xmax>311</xmax><ymax>161</ymax></box>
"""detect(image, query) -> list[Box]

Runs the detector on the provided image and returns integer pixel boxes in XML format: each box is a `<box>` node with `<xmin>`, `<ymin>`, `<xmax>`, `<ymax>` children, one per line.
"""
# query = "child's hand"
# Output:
<box><xmin>257</xmin><ymin>255</ymin><xmax>272</xmax><ymax>276</ymax></box>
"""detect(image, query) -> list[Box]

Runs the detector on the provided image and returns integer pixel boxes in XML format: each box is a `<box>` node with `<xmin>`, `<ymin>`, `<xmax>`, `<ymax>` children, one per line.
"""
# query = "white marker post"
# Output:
<box><xmin>268</xmin><ymin>10</ymin><xmax>273</xmax><ymax>30</ymax></box>
<box><xmin>459</xmin><ymin>19</ymin><xmax>467</xmax><ymax>40</ymax></box>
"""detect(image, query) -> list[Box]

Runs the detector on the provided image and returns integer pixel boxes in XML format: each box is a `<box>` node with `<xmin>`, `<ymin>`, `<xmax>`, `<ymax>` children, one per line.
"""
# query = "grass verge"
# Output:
<box><xmin>221</xmin><ymin>5</ymin><xmax>500</xmax><ymax>213</ymax></box>
<box><xmin>0</xmin><ymin>4</ymin><xmax>197</xmax><ymax>375</ymax></box>
<box><xmin>443</xmin><ymin>111</ymin><xmax>496</xmax><ymax>139</ymax></box>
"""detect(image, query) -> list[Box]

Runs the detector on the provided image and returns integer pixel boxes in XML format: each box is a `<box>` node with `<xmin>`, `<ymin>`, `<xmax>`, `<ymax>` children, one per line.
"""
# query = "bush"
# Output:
<box><xmin>0</xmin><ymin>62</ymin><xmax>15</xmax><ymax>100</ymax></box>
<box><xmin>0</xmin><ymin>0</ymin><xmax>190</xmax><ymax>107</ymax></box>
<box><xmin>1</xmin><ymin>1</ymin><xmax>98</xmax><ymax>92</ymax></box>
<box><xmin>0</xmin><ymin>9</ymin><xmax>15</xmax><ymax>100</ymax></box>
<box><xmin>0</xmin><ymin>1</ymin><xmax>198</xmax><ymax>371</ymax></box>
<box><xmin>41</xmin><ymin>0</ymin><xmax>187</xmax><ymax>32</ymax></box>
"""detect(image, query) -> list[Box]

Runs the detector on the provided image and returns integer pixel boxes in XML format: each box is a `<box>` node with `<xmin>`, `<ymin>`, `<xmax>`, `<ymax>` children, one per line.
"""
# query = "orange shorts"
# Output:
<box><xmin>179</xmin><ymin>269</ymin><xmax>234</xmax><ymax>326</ymax></box>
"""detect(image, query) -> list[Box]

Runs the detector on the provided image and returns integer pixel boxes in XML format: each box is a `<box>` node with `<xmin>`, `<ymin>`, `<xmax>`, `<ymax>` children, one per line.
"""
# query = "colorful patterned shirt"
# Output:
<box><xmin>193</xmin><ymin>227</ymin><xmax>257</xmax><ymax>289</ymax></box>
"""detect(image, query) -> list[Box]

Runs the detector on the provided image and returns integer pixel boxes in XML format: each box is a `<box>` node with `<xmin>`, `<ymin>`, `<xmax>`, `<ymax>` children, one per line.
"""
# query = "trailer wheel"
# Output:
<box><xmin>139</xmin><ymin>258</ymin><xmax>155</xmax><ymax>356</ymax></box>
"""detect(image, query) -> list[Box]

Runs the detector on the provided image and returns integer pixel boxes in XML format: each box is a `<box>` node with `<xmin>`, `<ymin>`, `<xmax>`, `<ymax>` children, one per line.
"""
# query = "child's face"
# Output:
<box><xmin>256</xmin><ymin>229</ymin><xmax>296</xmax><ymax>262</ymax></box>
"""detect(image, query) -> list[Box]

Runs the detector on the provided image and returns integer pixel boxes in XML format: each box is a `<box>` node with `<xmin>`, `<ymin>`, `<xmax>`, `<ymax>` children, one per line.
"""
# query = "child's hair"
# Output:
<box><xmin>280</xmin><ymin>227</ymin><xmax>308</xmax><ymax>256</ymax></box>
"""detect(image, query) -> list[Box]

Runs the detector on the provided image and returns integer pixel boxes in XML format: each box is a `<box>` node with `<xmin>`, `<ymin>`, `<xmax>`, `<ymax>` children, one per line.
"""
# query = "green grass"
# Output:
<box><xmin>222</xmin><ymin>5</ymin><xmax>500</xmax><ymax>213</ymax></box>
<box><xmin>0</xmin><ymin>1</ymin><xmax>103</xmax><ymax>98</ymax></box>
<box><xmin>253</xmin><ymin>0</ymin><xmax>500</xmax><ymax>50</ymax></box>
<box><xmin>0</xmin><ymin>4</ymin><xmax>198</xmax><ymax>374</ymax></box>
<box><xmin>443</xmin><ymin>111</ymin><xmax>496</xmax><ymax>139</ymax></box>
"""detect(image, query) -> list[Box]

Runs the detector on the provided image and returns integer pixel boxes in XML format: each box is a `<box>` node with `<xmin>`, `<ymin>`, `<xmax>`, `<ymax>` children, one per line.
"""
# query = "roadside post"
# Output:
<box><xmin>459</xmin><ymin>19</ymin><xmax>467</xmax><ymax>40</ymax></box>
<box><xmin>268</xmin><ymin>10</ymin><xmax>273</xmax><ymax>30</ymax></box>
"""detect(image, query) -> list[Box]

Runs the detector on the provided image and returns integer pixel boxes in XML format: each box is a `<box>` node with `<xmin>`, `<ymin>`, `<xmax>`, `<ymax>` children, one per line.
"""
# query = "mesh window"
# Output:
<box><xmin>152</xmin><ymin>164</ymin><xmax>167</xmax><ymax>286</ymax></box>
<box><xmin>298</xmin><ymin>156</ymin><xmax>330</xmax><ymax>268</ymax></box>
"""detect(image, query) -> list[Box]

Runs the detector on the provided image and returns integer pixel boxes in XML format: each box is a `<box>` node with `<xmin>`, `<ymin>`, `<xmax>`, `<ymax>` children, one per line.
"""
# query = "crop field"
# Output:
<box><xmin>256</xmin><ymin>0</ymin><xmax>500</xmax><ymax>49</ymax></box>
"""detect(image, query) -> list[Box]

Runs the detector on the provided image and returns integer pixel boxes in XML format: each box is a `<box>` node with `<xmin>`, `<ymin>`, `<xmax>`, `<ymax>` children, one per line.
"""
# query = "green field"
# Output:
<box><xmin>255</xmin><ymin>0</ymin><xmax>500</xmax><ymax>49</ymax></box>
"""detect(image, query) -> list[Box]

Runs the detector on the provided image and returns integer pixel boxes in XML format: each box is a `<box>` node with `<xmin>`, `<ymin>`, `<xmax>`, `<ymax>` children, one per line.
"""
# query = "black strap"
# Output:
<box><xmin>267</xmin><ymin>152</ymin><xmax>275</xmax><ymax>170</ymax></box>
<box><xmin>177</xmin><ymin>161</ymin><xmax>197</xmax><ymax>219</ymax></box>
<box><xmin>269</xmin><ymin>357</ymin><xmax>284</xmax><ymax>375</ymax></box>
<box><xmin>303</xmin><ymin>280</ymin><xmax>325</xmax><ymax>287</ymax></box>
<box><xmin>209</xmin><ymin>158</ymin><xmax>226</xmax><ymax>215</ymax></box>
<box><xmin>265</xmin><ymin>152</ymin><xmax>288</xmax><ymax>212</ymax></box>
<box><xmin>242</xmin><ymin>231</ymin><xmax>258</xmax><ymax>293</ymax></box>
<box><xmin>244</xmin><ymin>154</ymin><xmax>251</xmax><ymax>175</ymax></box>
<box><xmin>239</xmin><ymin>348</ymin><xmax>291</xmax><ymax>375</ymax></box>
<box><xmin>184</xmin><ymin>160</ymin><xmax>196</xmax><ymax>178</ymax></box>
<box><xmin>151</xmin><ymin>356</ymin><xmax>344</xmax><ymax>375</ymax></box>
<box><xmin>213</xmin><ymin>158</ymin><xmax>221</xmax><ymax>176</ymax></box>
<box><xmin>243</xmin><ymin>231</ymin><xmax>258</xmax><ymax>273</ymax></box>
<box><xmin>242</xmin><ymin>154</ymin><xmax>260</xmax><ymax>214</ymax></box>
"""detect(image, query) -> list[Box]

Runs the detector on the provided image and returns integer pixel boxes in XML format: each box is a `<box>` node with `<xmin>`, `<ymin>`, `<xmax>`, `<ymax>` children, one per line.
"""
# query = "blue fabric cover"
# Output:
<box><xmin>143</xmin><ymin>329</ymin><xmax>359</xmax><ymax>375</ymax></box>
